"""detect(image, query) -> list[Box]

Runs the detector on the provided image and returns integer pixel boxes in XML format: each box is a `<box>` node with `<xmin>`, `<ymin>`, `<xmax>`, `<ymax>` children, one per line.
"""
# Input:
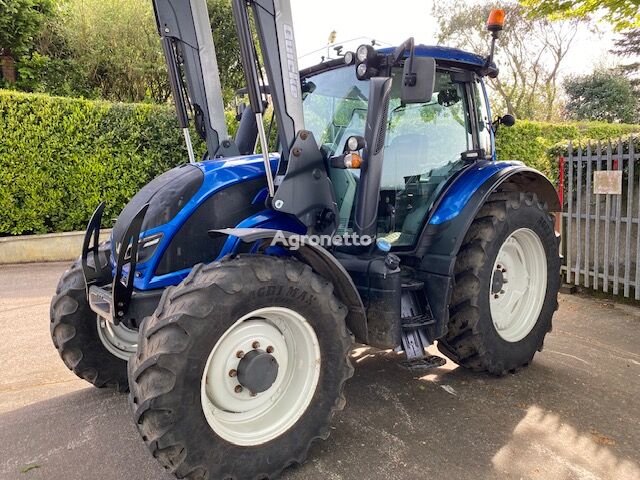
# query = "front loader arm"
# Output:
<box><xmin>232</xmin><ymin>0</ymin><xmax>338</xmax><ymax>234</ymax></box>
<box><xmin>153</xmin><ymin>0</ymin><xmax>238</xmax><ymax>159</ymax></box>
<box><xmin>249</xmin><ymin>0</ymin><xmax>305</xmax><ymax>171</ymax></box>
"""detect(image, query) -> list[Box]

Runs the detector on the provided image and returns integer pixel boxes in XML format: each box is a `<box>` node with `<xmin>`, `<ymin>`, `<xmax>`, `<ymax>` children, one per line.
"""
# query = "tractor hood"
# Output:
<box><xmin>111</xmin><ymin>153</ymin><xmax>277</xmax><ymax>252</ymax></box>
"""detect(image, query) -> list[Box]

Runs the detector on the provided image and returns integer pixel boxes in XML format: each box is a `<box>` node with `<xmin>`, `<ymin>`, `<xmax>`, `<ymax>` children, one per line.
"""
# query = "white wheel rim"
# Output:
<box><xmin>489</xmin><ymin>228</ymin><xmax>547</xmax><ymax>343</ymax></box>
<box><xmin>201</xmin><ymin>307</ymin><xmax>321</xmax><ymax>446</ymax></box>
<box><xmin>96</xmin><ymin>316</ymin><xmax>138</xmax><ymax>360</ymax></box>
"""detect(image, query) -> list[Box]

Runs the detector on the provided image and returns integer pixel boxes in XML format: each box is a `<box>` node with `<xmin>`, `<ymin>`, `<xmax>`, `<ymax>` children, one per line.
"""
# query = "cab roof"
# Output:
<box><xmin>301</xmin><ymin>44</ymin><xmax>498</xmax><ymax>79</ymax></box>
<box><xmin>380</xmin><ymin>44</ymin><xmax>490</xmax><ymax>70</ymax></box>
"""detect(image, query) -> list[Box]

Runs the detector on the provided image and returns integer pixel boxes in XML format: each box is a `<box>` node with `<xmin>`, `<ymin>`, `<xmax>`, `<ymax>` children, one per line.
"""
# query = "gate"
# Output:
<box><xmin>560</xmin><ymin>137</ymin><xmax>639</xmax><ymax>299</ymax></box>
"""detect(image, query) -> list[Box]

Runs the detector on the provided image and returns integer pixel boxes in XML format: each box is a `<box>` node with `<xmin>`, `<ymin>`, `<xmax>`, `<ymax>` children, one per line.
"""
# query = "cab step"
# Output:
<box><xmin>398</xmin><ymin>280</ymin><xmax>445</xmax><ymax>369</ymax></box>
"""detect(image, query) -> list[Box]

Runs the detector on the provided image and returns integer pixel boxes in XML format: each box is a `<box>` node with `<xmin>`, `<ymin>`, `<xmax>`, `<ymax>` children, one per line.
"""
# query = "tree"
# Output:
<box><xmin>612</xmin><ymin>29</ymin><xmax>640</xmax><ymax>88</ymax></box>
<box><xmin>0</xmin><ymin>0</ymin><xmax>52</xmax><ymax>83</ymax></box>
<box><xmin>9</xmin><ymin>0</ymin><xmax>247</xmax><ymax>104</ymax></box>
<box><xmin>52</xmin><ymin>0</ymin><xmax>171</xmax><ymax>102</ymax></box>
<box><xmin>564</xmin><ymin>70</ymin><xmax>638</xmax><ymax>123</ymax></box>
<box><xmin>434</xmin><ymin>0</ymin><xmax>579</xmax><ymax>121</ymax></box>
<box><xmin>206</xmin><ymin>0</ymin><xmax>249</xmax><ymax>105</ymax></box>
<box><xmin>520</xmin><ymin>0</ymin><xmax>640</xmax><ymax>31</ymax></box>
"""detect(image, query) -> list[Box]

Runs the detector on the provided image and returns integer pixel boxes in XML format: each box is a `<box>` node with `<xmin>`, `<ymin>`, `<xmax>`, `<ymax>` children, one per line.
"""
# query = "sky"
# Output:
<box><xmin>289</xmin><ymin>0</ymin><xmax>622</xmax><ymax>78</ymax></box>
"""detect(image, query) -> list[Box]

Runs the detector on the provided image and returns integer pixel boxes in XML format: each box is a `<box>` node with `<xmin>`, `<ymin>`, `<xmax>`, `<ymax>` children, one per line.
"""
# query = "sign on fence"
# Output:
<box><xmin>593</xmin><ymin>171</ymin><xmax>623</xmax><ymax>195</ymax></box>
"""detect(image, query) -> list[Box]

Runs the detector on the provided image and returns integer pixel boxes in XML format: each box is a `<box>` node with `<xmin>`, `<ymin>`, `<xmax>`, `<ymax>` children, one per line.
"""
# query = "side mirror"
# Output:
<box><xmin>492</xmin><ymin>114</ymin><xmax>516</xmax><ymax>133</ymax></box>
<box><xmin>401</xmin><ymin>56</ymin><xmax>436</xmax><ymax>105</ymax></box>
<box><xmin>500</xmin><ymin>114</ymin><xmax>516</xmax><ymax>127</ymax></box>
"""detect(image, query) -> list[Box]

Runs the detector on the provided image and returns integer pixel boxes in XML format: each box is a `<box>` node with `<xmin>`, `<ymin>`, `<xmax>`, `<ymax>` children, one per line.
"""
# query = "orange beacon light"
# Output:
<box><xmin>487</xmin><ymin>9</ymin><xmax>505</xmax><ymax>32</ymax></box>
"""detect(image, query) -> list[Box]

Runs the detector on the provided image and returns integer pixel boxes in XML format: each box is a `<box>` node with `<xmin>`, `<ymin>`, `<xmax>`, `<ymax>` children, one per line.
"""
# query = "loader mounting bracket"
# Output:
<box><xmin>111</xmin><ymin>204</ymin><xmax>149</xmax><ymax>324</ymax></box>
<box><xmin>81</xmin><ymin>202</ymin><xmax>110</xmax><ymax>291</ymax></box>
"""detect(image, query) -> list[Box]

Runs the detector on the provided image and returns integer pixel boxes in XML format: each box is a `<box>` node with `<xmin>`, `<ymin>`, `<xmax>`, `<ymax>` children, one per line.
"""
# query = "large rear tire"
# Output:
<box><xmin>128</xmin><ymin>255</ymin><xmax>353</xmax><ymax>479</ymax></box>
<box><xmin>438</xmin><ymin>191</ymin><xmax>560</xmax><ymax>375</ymax></box>
<box><xmin>50</xmin><ymin>242</ymin><xmax>131</xmax><ymax>391</ymax></box>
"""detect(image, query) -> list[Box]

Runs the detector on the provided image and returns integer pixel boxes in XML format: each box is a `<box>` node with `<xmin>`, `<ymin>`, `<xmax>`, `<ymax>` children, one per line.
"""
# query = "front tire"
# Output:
<box><xmin>50</xmin><ymin>242</ymin><xmax>130</xmax><ymax>391</ymax></box>
<box><xmin>128</xmin><ymin>255</ymin><xmax>353</xmax><ymax>479</ymax></box>
<box><xmin>438</xmin><ymin>191</ymin><xmax>560</xmax><ymax>375</ymax></box>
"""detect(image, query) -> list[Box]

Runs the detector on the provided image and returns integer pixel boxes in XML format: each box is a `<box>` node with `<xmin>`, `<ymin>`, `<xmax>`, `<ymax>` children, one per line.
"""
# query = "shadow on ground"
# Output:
<box><xmin>1</xmin><ymin>341</ymin><xmax>638</xmax><ymax>480</ymax></box>
<box><xmin>0</xmin><ymin>262</ymin><xmax>638</xmax><ymax>479</ymax></box>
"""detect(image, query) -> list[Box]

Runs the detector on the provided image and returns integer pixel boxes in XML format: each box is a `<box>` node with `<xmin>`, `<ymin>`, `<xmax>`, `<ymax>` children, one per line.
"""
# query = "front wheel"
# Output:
<box><xmin>128</xmin><ymin>255</ymin><xmax>353</xmax><ymax>479</ymax></box>
<box><xmin>438</xmin><ymin>191</ymin><xmax>560</xmax><ymax>375</ymax></box>
<box><xmin>50</xmin><ymin>242</ymin><xmax>132</xmax><ymax>391</ymax></box>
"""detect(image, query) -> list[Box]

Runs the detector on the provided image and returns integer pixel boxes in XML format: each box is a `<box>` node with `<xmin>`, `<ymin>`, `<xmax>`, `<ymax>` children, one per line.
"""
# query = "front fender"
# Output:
<box><xmin>213</xmin><ymin>228</ymin><xmax>368</xmax><ymax>344</ymax></box>
<box><xmin>429</xmin><ymin>161</ymin><xmax>559</xmax><ymax>226</ymax></box>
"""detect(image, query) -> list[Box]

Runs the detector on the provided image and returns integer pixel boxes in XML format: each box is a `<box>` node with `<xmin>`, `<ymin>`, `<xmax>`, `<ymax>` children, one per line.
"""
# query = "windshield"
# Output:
<box><xmin>302</xmin><ymin>67</ymin><xmax>369</xmax><ymax>157</ymax></box>
<box><xmin>302</xmin><ymin>64</ymin><xmax>476</xmax><ymax>247</ymax></box>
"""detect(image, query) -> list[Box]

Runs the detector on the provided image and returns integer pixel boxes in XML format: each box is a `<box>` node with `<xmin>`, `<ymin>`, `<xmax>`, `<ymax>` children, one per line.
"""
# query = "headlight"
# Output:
<box><xmin>137</xmin><ymin>233</ymin><xmax>163</xmax><ymax>263</ymax></box>
<box><xmin>356</xmin><ymin>45</ymin><xmax>370</xmax><ymax>62</ymax></box>
<box><xmin>357</xmin><ymin>63</ymin><xmax>368</xmax><ymax>78</ymax></box>
<box><xmin>344</xmin><ymin>51</ymin><xmax>354</xmax><ymax>65</ymax></box>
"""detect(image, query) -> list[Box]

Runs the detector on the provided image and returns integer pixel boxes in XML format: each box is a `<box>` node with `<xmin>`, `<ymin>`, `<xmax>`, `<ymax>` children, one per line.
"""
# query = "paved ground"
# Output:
<box><xmin>0</xmin><ymin>262</ymin><xmax>639</xmax><ymax>480</ymax></box>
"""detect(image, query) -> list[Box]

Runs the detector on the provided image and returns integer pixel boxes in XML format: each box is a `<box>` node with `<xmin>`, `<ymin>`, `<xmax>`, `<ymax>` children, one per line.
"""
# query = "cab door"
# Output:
<box><xmin>376</xmin><ymin>69</ymin><xmax>486</xmax><ymax>248</ymax></box>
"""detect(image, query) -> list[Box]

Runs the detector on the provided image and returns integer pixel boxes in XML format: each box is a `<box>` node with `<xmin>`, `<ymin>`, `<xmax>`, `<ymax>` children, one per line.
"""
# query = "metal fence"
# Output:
<box><xmin>560</xmin><ymin>137</ymin><xmax>639</xmax><ymax>299</ymax></box>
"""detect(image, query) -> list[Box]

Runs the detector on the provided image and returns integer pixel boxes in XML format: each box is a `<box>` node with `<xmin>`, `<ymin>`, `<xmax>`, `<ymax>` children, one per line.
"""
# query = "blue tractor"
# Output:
<box><xmin>50</xmin><ymin>2</ymin><xmax>560</xmax><ymax>478</ymax></box>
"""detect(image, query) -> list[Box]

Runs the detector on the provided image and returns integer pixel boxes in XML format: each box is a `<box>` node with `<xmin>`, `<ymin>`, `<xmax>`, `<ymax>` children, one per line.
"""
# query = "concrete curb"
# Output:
<box><xmin>0</xmin><ymin>230</ymin><xmax>111</xmax><ymax>264</ymax></box>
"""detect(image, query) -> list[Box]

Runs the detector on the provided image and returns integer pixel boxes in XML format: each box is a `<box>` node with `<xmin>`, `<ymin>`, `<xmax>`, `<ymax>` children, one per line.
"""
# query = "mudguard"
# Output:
<box><xmin>417</xmin><ymin>161</ymin><xmax>560</xmax><ymax>269</ymax></box>
<box><xmin>410</xmin><ymin>161</ymin><xmax>559</xmax><ymax>342</ymax></box>
<box><xmin>212</xmin><ymin>228</ymin><xmax>368</xmax><ymax>344</ymax></box>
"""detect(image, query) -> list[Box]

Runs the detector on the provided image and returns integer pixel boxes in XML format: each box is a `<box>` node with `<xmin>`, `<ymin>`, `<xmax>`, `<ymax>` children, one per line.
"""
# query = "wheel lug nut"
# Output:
<box><xmin>252</xmin><ymin>341</ymin><xmax>260</xmax><ymax>349</ymax></box>
<box><xmin>500</xmin><ymin>290</ymin><xmax>505</xmax><ymax>294</ymax></box>
<box><xmin>229</xmin><ymin>369</ymin><xmax>237</xmax><ymax>377</ymax></box>
<box><xmin>235</xmin><ymin>385</ymin><xmax>243</xmax><ymax>393</ymax></box>
<box><xmin>494</xmin><ymin>294</ymin><xmax>499</xmax><ymax>299</ymax></box>
<box><xmin>250</xmin><ymin>391</ymin><xmax>257</xmax><ymax>397</ymax></box>
<box><xmin>236</xmin><ymin>350</ymin><xmax>244</xmax><ymax>358</ymax></box>
<box><xmin>266</xmin><ymin>346</ymin><xmax>274</xmax><ymax>353</ymax></box>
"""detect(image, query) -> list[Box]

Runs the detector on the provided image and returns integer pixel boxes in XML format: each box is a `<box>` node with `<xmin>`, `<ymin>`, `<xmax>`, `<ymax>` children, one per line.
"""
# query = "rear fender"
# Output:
<box><xmin>213</xmin><ymin>228</ymin><xmax>368</xmax><ymax>344</ymax></box>
<box><xmin>413</xmin><ymin>163</ymin><xmax>559</xmax><ymax>342</ymax></box>
<box><xmin>417</xmin><ymin>163</ymin><xmax>559</xmax><ymax>267</ymax></box>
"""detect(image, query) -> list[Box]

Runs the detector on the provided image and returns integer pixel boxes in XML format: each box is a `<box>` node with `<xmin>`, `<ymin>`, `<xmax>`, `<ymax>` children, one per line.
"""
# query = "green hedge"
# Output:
<box><xmin>0</xmin><ymin>89</ymin><xmax>199</xmax><ymax>235</ymax></box>
<box><xmin>2</xmin><ymin>89</ymin><xmax>640</xmax><ymax>235</ymax></box>
<box><xmin>496</xmin><ymin>120</ymin><xmax>640</xmax><ymax>181</ymax></box>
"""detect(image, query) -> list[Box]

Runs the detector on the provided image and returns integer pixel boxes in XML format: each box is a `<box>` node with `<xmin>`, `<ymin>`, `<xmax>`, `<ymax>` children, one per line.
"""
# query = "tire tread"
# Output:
<box><xmin>49</xmin><ymin>242</ymin><xmax>129</xmax><ymax>392</ymax></box>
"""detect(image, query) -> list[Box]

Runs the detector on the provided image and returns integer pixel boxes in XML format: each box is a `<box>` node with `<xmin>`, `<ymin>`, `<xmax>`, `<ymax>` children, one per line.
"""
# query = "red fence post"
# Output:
<box><xmin>556</xmin><ymin>156</ymin><xmax>564</xmax><ymax>233</ymax></box>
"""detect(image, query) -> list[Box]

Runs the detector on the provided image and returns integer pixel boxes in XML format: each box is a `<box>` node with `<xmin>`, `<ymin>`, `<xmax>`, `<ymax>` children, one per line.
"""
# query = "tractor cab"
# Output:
<box><xmin>300</xmin><ymin>45</ymin><xmax>496</xmax><ymax>247</ymax></box>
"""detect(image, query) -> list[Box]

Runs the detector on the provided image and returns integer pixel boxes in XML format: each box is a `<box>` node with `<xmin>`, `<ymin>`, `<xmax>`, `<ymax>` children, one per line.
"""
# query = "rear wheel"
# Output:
<box><xmin>50</xmin><ymin>242</ymin><xmax>132</xmax><ymax>391</ymax></box>
<box><xmin>438</xmin><ymin>191</ymin><xmax>560</xmax><ymax>375</ymax></box>
<box><xmin>129</xmin><ymin>255</ymin><xmax>353</xmax><ymax>479</ymax></box>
